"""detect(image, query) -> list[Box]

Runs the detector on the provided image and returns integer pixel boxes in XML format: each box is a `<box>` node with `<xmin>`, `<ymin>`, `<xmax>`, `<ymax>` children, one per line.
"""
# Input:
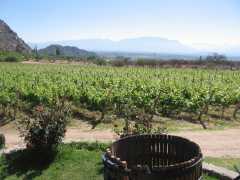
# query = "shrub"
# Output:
<box><xmin>0</xmin><ymin>51</ymin><xmax>28</xmax><ymax>62</ymax></box>
<box><xmin>4</xmin><ymin>56</ymin><xmax>19</xmax><ymax>62</ymax></box>
<box><xmin>94</xmin><ymin>58</ymin><xmax>107</xmax><ymax>66</ymax></box>
<box><xmin>17</xmin><ymin>99</ymin><xmax>71</xmax><ymax>152</ymax></box>
<box><xmin>65</xmin><ymin>142</ymin><xmax>110</xmax><ymax>152</ymax></box>
<box><xmin>0</xmin><ymin>134</ymin><xmax>5</xmax><ymax>149</ymax></box>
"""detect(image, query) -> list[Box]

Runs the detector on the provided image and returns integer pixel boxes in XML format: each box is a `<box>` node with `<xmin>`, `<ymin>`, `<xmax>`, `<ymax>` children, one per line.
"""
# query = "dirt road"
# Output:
<box><xmin>0</xmin><ymin>123</ymin><xmax>239</xmax><ymax>157</ymax></box>
<box><xmin>174</xmin><ymin>129</ymin><xmax>240</xmax><ymax>157</ymax></box>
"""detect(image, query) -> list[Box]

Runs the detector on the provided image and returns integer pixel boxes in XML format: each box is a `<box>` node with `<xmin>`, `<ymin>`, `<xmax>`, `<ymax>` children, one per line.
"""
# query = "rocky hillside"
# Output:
<box><xmin>39</xmin><ymin>44</ymin><xmax>96</xmax><ymax>57</ymax></box>
<box><xmin>0</xmin><ymin>19</ymin><xmax>31</xmax><ymax>54</ymax></box>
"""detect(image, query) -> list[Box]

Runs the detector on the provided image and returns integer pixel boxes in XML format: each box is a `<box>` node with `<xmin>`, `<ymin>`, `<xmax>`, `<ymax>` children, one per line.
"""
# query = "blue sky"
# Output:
<box><xmin>1</xmin><ymin>0</ymin><xmax>240</xmax><ymax>48</ymax></box>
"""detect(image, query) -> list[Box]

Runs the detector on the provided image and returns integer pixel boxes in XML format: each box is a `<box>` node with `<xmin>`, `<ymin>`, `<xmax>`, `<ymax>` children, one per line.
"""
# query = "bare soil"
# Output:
<box><xmin>0</xmin><ymin>123</ymin><xmax>239</xmax><ymax>157</ymax></box>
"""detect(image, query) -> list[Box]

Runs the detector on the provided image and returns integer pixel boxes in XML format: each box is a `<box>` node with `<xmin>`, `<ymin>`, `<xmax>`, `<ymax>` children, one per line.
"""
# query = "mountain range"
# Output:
<box><xmin>30</xmin><ymin>38</ymin><xmax>240</xmax><ymax>57</ymax></box>
<box><xmin>30</xmin><ymin>37</ymin><xmax>196</xmax><ymax>54</ymax></box>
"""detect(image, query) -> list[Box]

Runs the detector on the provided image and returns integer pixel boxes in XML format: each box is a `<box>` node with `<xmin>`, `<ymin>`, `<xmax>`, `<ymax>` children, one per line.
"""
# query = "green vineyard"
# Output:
<box><xmin>1</xmin><ymin>62</ymin><xmax>240</xmax><ymax>129</ymax></box>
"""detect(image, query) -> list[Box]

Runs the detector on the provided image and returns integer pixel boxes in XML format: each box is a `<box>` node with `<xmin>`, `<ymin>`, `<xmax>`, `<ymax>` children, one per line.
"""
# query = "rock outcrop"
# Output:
<box><xmin>0</xmin><ymin>19</ymin><xmax>31</xmax><ymax>53</ymax></box>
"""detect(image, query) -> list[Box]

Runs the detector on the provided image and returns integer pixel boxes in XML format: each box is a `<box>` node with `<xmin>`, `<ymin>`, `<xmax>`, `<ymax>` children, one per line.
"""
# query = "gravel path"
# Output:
<box><xmin>0</xmin><ymin>125</ymin><xmax>240</xmax><ymax>157</ymax></box>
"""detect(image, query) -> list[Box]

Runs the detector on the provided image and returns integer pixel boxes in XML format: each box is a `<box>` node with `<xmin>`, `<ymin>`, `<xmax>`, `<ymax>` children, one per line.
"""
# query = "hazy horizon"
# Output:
<box><xmin>1</xmin><ymin>0</ymin><xmax>240</xmax><ymax>54</ymax></box>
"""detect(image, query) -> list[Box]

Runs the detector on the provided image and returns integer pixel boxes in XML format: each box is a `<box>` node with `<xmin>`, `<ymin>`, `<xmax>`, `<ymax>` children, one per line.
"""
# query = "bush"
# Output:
<box><xmin>65</xmin><ymin>142</ymin><xmax>110</xmax><ymax>152</ymax></box>
<box><xmin>0</xmin><ymin>51</ymin><xmax>27</xmax><ymax>62</ymax></box>
<box><xmin>111</xmin><ymin>59</ymin><xmax>127</xmax><ymax>67</ymax></box>
<box><xmin>4</xmin><ymin>56</ymin><xmax>19</xmax><ymax>62</ymax></box>
<box><xmin>93</xmin><ymin>58</ymin><xmax>107</xmax><ymax>66</ymax></box>
<box><xmin>0</xmin><ymin>134</ymin><xmax>5</xmax><ymax>149</ymax></box>
<box><xmin>17</xmin><ymin>99</ymin><xmax>71</xmax><ymax>152</ymax></box>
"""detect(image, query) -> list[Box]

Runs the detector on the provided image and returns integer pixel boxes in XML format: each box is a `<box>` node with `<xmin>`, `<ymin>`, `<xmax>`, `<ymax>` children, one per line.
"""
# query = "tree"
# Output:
<box><xmin>206</xmin><ymin>53</ymin><xmax>227</xmax><ymax>62</ymax></box>
<box><xmin>34</xmin><ymin>46</ymin><xmax>41</xmax><ymax>61</ymax></box>
<box><xmin>56</xmin><ymin>47</ymin><xmax>61</xmax><ymax>56</ymax></box>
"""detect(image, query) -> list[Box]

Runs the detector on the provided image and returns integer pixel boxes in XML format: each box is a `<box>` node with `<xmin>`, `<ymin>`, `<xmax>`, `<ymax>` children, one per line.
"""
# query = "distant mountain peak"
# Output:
<box><xmin>38</xmin><ymin>44</ymin><xmax>96</xmax><ymax>57</ymax></box>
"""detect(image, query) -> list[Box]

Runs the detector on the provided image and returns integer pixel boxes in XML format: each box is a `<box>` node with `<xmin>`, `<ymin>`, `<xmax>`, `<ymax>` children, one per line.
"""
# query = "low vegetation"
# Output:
<box><xmin>0</xmin><ymin>51</ymin><xmax>31</xmax><ymax>62</ymax></box>
<box><xmin>0</xmin><ymin>134</ymin><xmax>5</xmax><ymax>150</ymax></box>
<box><xmin>1</xmin><ymin>63</ymin><xmax>240</xmax><ymax>131</ymax></box>
<box><xmin>109</xmin><ymin>53</ymin><xmax>240</xmax><ymax>70</ymax></box>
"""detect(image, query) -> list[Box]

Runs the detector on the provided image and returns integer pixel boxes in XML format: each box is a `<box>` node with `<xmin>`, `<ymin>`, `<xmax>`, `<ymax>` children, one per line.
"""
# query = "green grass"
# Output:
<box><xmin>205</xmin><ymin>157</ymin><xmax>240</xmax><ymax>171</ymax></box>
<box><xmin>0</xmin><ymin>142</ymin><xmax>108</xmax><ymax>180</ymax></box>
<box><xmin>203</xmin><ymin>174</ymin><xmax>218</xmax><ymax>180</ymax></box>
<box><xmin>0</xmin><ymin>142</ymin><xmax>219</xmax><ymax>180</ymax></box>
<box><xmin>38</xmin><ymin>149</ymin><xmax>103</xmax><ymax>180</ymax></box>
